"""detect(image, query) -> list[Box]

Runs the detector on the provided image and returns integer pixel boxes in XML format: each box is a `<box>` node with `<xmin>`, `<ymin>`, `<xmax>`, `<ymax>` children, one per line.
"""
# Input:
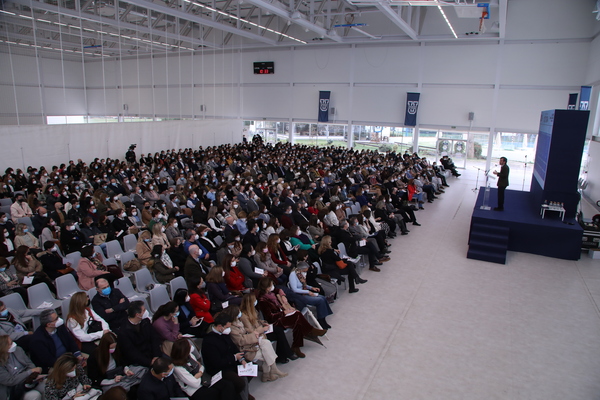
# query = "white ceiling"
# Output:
<box><xmin>0</xmin><ymin>0</ymin><xmax>593</xmax><ymax>61</ymax></box>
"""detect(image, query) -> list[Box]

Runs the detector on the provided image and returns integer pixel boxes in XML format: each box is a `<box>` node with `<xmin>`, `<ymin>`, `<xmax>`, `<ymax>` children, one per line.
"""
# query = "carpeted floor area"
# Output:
<box><xmin>248</xmin><ymin>169</ymin><xmax>600</xmax><ymax>400</ymax></box>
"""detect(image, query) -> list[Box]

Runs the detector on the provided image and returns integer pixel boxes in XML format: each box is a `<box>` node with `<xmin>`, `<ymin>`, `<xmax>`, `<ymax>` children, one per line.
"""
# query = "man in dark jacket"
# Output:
<box><xmin>91</xmin><ymin>277</ymin><xmax>130</xmax><ymax>331</ymax></box>
<box><xmin>117</xmin><ymin>301</ymin><xmax>161</xmax><ymax>368</ymax></box>
<box><xmin>137</xmin><ymin>357</ymin><xmax>186</xmax><ymax>400</ymax></box>
<box><xmin>202</xmin><ymin>313</ymin><xmax>251</xmax><ymax>400</ymax></box>
<box><xmin>493</xmin><ymin>156</ymin><xmax>510</xmax><ymax>211</ymax></box>
<box><xmin>29</xmin><ymin>309</ymin><xmax>83</xmax><ymax>373</ymax></box>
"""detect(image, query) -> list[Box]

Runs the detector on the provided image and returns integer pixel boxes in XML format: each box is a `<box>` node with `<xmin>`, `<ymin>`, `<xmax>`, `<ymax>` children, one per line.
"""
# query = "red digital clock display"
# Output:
<box><xmin>254</xmin><ymin>62</ymin><xmax>274</xmax><ymax>74</ymax></box>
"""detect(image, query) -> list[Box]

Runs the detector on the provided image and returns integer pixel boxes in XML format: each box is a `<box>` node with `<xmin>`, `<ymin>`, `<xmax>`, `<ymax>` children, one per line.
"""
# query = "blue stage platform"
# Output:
<box><xmin>469</xmin><ymin>188</ymin><xmax>583</xmax><ymax>261</ymax></box>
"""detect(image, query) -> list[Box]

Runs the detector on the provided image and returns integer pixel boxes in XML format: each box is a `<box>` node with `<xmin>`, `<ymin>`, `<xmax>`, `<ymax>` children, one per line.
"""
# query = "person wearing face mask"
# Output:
<box><xmin>110</xmin><ymin>208</ymin><xmax>133</xmax><ymax>241</ymax></box>
<box><xmin>187</xmin><ymin>277</ymin><xmax>214</xmax><ymax>326</ymax></box>
<box><xmin>37</xmin><ymin>241</ymin><xmax>75</xmax><ymax>280</ymax></box>
<box><xmin>266</xmin><ymin>233</ymin><xmax>292</xmax><ymax>276</ymax></box>
<box><xmin>164</xmin><ymin>217</ymin><xmax>182</xmax><ymax>242</ymax></box>
<box><xmin>147</xmin><ymin>209</ymin><xmax>166</xmax><ymax>233</ymax></box>
<box><xmin>149</xmin><ymin>245</ymin><xmax>178</xmax><ymax>284</ymax></box>
<box><xmin>204</xmin><ymin>267</ymin><xmax>242</xmax><ymax>311</ymax></box>
<box><xmin>222</xmin><ymin>255</ymin><xmax>250</xmax><ymax>293</ymax></box>
<box><xmin>201</xmin><ymin>313</ymin><xmax>253</xmax><ymax>400</ymax></box>
<box><xmin>126</xmin><ymin>206</ymin><xmax>146</xmax><ymax>231</ymax></box>
<box><xmin>242</xmin><ymin>220</ymin><xmax>261</xmax><ymax>249</ymax></box>
<box><xmin>9</xmin><ymin>194</ymin><xmax>32</xmax><ymax>224</ymax></box>
<box><xmin>76</xmin><ymin>245</ymin><xmax>111</xmax><ymax>291</ymax></box>
<box><xmin>171</xmin><ymin>338</ymin><xmax>236</xmax><ymax>400</ymax></box>
<box><xmin>137</xmin><ymin>357</ymin><xmax>186</xmax><ymax>400</ymax></box>
<box><xmin>44</xmin><ymin>353</ymin><xmax>100</xmax><ymax>400</ymax></box>
<box><xmin>116</xmin><ymin>301</ymin><xmax>161</xmax><ymax>368</ymax></box>
<box><xmin>12</xmin><ymin>245</ymin><xmax>57</xmax><ymax>295</ymax></box>
<box><xmin>288</xmin><ymin>262</ymin><xmax>334</xmax><ymax>329</ymax></box>
<box><xmin>235</xmin><ymin>211</ymin><xmax>249</xmax><ymax>236</ymax></box>
<box><xmin>237</xmin><ymin>244</ymin><xmax>265</xmax><ymax>288</ymax></box>
<box><xmin>0</xmin><ymin>227</ymin><xmax>15</xmax><ymax>259</ymax></box>
<box><xmin>151</xmin><ymin>223</ymin><xmax>171</xmax><ymax>252</ymax></box>
<box><xmin>255</xmin><ymin>277</ymin><xmax>326</xmax><ymax>359</ymax></box>
<box><xmin>31</xmin><ymin>207</ymin><xmax>49</xmax><ymax>238</ymax></box>
<box><xmin>90</xmin><ymin>278</ymin><xmax>130</xmax><ymax>332</ymax></box>
<box><xmin>197</xmin><ymin>225</ymin><xmax>218</xmax><ymax>258</ymax></box>
<box><xmin>29</xmin><ymin>310</ymin><xmax>83</xmax><ymax>373</ymax></box>
<box><xmin>135</xmin><ymin>231</ymin><xmax>154</xmax><ymax>266</ymax></box>
<box><xmin>87</xmin><ymin>331</ymin><xmax>148</xmax><ymax>394</ymax></box>
<box><xmin>0</xmin><ymin>335</ymin><xmax>44</xmax><ymax>400</ymax></box>
<box><xmin>253</xmin><ymin>242</ymin><xmax>286</xmax><ymax>285</ymax></box>
<box><xmin>0</xmin><ymin>300</ymin><xmax>40</xmax><ymax>353</ymax></box>
<box><xmin>151</xmin><ymin>301</ymin><xmax>186</xmax><ymax>354</ymax></box>
<box><xmin>13</xmin><ymin>224</ymin><xmax>39</xmax><ymax>251</ymax></box>
<box><xmin>221</xmin><ymin>305</ymin><xmax>287</xmax><ymax>383</ymax></box>
<box><xmin>0</xmin><ymin>257</ymin><xmax>28</xmax><ymax>303</ymax></box>
<box><xmin>60</xmin><ymin>220</ymin><xmax>85</xmax><ymax>255</ymax></box>
<box><xmin>172</xmin><ymin>288</ymin><xmax>209</xmax><ymax>338</ymax></box>
<box><xmin>0</xmin><ymin>213</ymin><xmax>16</xmax><ymax>242</ymax></box>
<box><xmin>66</xmin><ymin>292</ymin><xmax>110</xmax><ymax>355</ymax></box>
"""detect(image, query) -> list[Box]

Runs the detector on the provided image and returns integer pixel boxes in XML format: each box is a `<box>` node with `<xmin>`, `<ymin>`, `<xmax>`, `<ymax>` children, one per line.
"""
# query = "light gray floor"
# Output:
<box><xmin>248</xmin><ymin>169</ymin><xmax>600</xmax><ymax>400</ymax></box>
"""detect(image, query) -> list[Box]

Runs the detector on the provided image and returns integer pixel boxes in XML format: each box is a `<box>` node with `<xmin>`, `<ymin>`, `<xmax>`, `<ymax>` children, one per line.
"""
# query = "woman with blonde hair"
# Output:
<box><xmin>66</xmin><ymin>292</ymin><xmax>110</xmax><ymax>354</ymax></box>
<box><xmin>44</xmin><ymin>353</ymin><xmax>101</xmax><ymax>400</ymax></box>
<box><xmin>135</xmin><ymin>230</ymin><xmax>153</xmax><ymax>266</ymax></box>
<box><xmin>239</xmin><ymin>293</ymin><xmax>297</xmax><ymax>364</ymax></box>
<box><xmin>13</xmin><ymin>224</ymin><xmax>39</xmax><ymax>250</ymax></box>
<box><xmin>151</xmin><ymin>223</ymin><xmax>170</xmax><ymax>250</ymax></box>
<box><xmin>317</xmin><ymin>235</ymin><xmax>365</xmax><ymax>294</ymax></box>
<box><xmin>221</xmin><ymin>305</ymin><xmax>287</xmax><ymax>382</ymax></box>
<box><xmin>0</xmin><ymin>335</ymin><xmax>44</xmax><ymax>400</ymax></box>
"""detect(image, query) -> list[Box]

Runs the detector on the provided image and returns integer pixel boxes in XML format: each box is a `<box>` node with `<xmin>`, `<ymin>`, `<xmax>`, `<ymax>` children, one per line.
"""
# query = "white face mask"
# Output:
<box><xmin>254</xmin><ymin>300</ymin><xmax>258</xmax><ymax>306</ymax></box>
<box><xmin>221</xmin><ymin>271</ymin><xmax>225</xmax><ymax>277</ymax></box>
<box><xmin>222</xmin><ymin>327</ymin><xmax>231</xmax><ymax>335</ymax></box>
<box><xmin>237</xmin><ymin>311</ymin><xmax>242</xmax><ymax>319</ymax></box>
<box><xmin>185</xmin><ymin>296</ymin><xmax>191</xmax><ymax>303</ymax></box>
<box><xmin>301</xmin><ymin>271</ymin><xmax>307</xmax><ymax>277</ymax></box>
<box><xmin>173</xmin><ymin>223</ymin><xmax>178</xmax><ymax>228</ymax></box>
<box><xmin>7</xmin><ymin>342</ymin><xmax>17</xmax><ymax>353</ymax></box>
<box><xmin>54</xmin><ymin>317</ymin><xmax>64</xmax><ymax>328</ymax></box>
<box><xmin>141</xmin><ymin>310</ymin><xmax>150</xmax><ymax>320</ymax></box>
<box><xmin>66</xmin><ymin>370</ymin><xmax>77</xmax><ymax>378</ymax></box>
<box><xmin>231</xmin><ymin>261</ymin><xmax>237</xmax><ymax>267</ymax></box>
<box><xmin>269</xmin><ymin>286</ymin><xmax>275</xmax><ymax>292</ymax></box>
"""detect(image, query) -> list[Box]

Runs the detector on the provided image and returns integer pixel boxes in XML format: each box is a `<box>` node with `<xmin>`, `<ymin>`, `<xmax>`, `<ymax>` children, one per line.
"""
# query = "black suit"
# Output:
<box><xmin>117</xmin><ymin>318</ymin><xmax>162</xmax><ymax>367</ymax></box>
<box><xmin>496</xmin><ymin>163</ymin><xmax>509</xmax><ymax>209</ymax></box>
<box><xmin>201</xmin><ymin>330</ymin><xmax>248</xmax><ymax>397</ymax></box>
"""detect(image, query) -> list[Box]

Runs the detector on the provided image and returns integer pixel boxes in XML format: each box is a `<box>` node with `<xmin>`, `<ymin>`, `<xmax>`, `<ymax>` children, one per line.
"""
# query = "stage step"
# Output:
<box><xmin>467</xmin><ymin>223</ymin><xmax>509</xmax><ymax>264</ymax></box>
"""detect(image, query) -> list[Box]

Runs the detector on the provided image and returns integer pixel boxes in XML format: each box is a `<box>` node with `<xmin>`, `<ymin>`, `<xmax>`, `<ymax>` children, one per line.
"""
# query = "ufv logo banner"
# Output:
<box><xmin>318</xmin><ymin>91</ymin><xmax>331</xmax><ymax>122</ymax></box>
<box><xmin>405</xmin><ymin>92</ymin><xmax>420</xmax><ymax>126</ymax></box>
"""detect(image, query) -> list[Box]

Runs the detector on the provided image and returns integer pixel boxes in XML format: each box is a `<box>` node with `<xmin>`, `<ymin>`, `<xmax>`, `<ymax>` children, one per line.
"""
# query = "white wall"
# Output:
<box><xmin>0</xmin><ymin>119</ymin><xmax>242</xmax><ymax>171</ymax></box>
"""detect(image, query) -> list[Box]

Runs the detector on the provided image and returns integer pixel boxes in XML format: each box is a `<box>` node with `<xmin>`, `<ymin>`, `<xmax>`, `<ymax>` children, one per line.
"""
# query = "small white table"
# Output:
<box><xmin>540</xmin><ymin>204</ymin><xmax>565</xmax><ymax>221</ymax></box>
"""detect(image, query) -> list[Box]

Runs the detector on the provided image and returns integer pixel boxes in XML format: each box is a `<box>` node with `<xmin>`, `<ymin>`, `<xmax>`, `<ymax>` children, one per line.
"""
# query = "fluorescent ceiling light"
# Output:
<box><xmin>183</xmin><ymin>0</ymin><xmax>307</xmax><ymax>44</ymax></box>
<box><xmin>437</xmin><ymin>4</ymin><xmax>458</xmax><ymax>38</ymax></box>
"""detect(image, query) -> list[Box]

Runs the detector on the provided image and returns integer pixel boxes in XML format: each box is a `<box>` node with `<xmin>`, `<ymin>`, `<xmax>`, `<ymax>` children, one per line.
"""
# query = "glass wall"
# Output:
<box><xmin>293</xmin><ymin>123</ymin><xmax>347</xmax><ymax>147</ymax></box>
<box><xmin>353</xmin><ymin>125</ymin><xmax>414</xmax><ymax>152</ymax></box>
<box><xmin>489</xmin><ymin>132</ymin><xmax>537</xmax><ymax>191</ymax></box>
<box><xmin>245</xmin><ymin>121</ymin><xmax>290</xmax><ymax>144</ymax></box>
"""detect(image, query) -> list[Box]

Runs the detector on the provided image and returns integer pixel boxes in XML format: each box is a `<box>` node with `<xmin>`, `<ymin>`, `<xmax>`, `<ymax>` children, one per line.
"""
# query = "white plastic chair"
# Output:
<box><xmin>27</xmin><ymin>283</ymin><xmax>63</xmax><ymax>310</ymax></box>
<box><xmin>105</xmin><ymin>240</ymin><xmax>124</xmax><ymax>259</ymax></box>
<box><xmin>0</xmin><ymin>293</ymin><xmax>33</xmax><ymax>324</ymax></box>
<box><xmin>0</xmin><ymin>205</ymin><xmax>11</xmax><ymax>216</ymax></box>
<box><xmin>118</xmin><ymin>251</ymin><xmax>137</xmax><ymax>276</ymax></box>
<box><xmin>61</xmin><ymin>296</ymin><xmax>71</xmax><ymax>319</ymax></box>
<box><xmin>134</xmin><ymin>268</ymin><xmax>160</xmax><ymax>293</ymax></box>
<box><xmin>123</xmin><ymin>234</ymin><xmax>137</xmax><ymax>253</ymax></box>
<box><xmin>88</xmin><ymin>287</ymin><xmax>98</xmax><ymax>301</ymax></box>
<box><xmin>93</xmin><ymin>246</ymin><xmax>105</xmax><ymax>258</ymax></box>
<box><xmin>114</xmin><ymin>277</ymin><xmax>151</xmax><ymax>313</ymax></box>
<box><xmin>0</xmin><ymin>199</ymin><xmax>12</xmax><ymax>207</ymax></box>
<box><xmin>55</xmin><ymin>274</ymin><xmax>82</xmax><ymax>299</ymax></box>
<box><xmin>149</xmin><ymin>285</ymin><xmax>171</xmax><ymax>312</ymax></box>
<box><xmin>64</xmin><ymin>252</ymin><xmax>82</xmax><ymax>270</ymax></box>
<box><xmin>168</xmin><ymin>276</ymin><xmax>187</xmax><ymax>299</ymax></box>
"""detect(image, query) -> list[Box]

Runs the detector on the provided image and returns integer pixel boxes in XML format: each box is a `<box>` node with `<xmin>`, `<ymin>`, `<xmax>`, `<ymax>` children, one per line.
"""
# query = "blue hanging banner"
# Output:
<box><xmin>318</xmin><ymin>91</ymin><xmax>330</xmax><ymax>122</ymax></box>
<box><xmin>404</xmin><ymin>92</ymin><xmax>420</xmax><ymax>127</ymax></box>
<box><xmin>567</xmin><ymin>93</ymin><xmax>578</xmax><ymax>110</ymax></box>
<box><xmin>579</xmin><ymin>86</ymin><xmax>591</xmax><ymax>110</ymax></box>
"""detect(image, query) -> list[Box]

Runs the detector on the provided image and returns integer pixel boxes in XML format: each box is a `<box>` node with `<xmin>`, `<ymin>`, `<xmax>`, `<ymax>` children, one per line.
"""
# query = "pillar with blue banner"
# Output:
<box><xmin>405</xmin><ymin>92</ymin><xmax>420</xmax><ymax>126</ymax></box>
<box><xmin>318</xmin><ymin>91</ymin><xmax>331</xmax><ymax>122</ymax></box>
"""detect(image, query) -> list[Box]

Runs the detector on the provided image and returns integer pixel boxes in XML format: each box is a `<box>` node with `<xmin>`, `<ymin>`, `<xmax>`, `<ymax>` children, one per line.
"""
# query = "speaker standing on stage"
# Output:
<box><xmin>493</xmin><ymin>157</ymin><xmax>509</xmax><ymax>211</ymax></box>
